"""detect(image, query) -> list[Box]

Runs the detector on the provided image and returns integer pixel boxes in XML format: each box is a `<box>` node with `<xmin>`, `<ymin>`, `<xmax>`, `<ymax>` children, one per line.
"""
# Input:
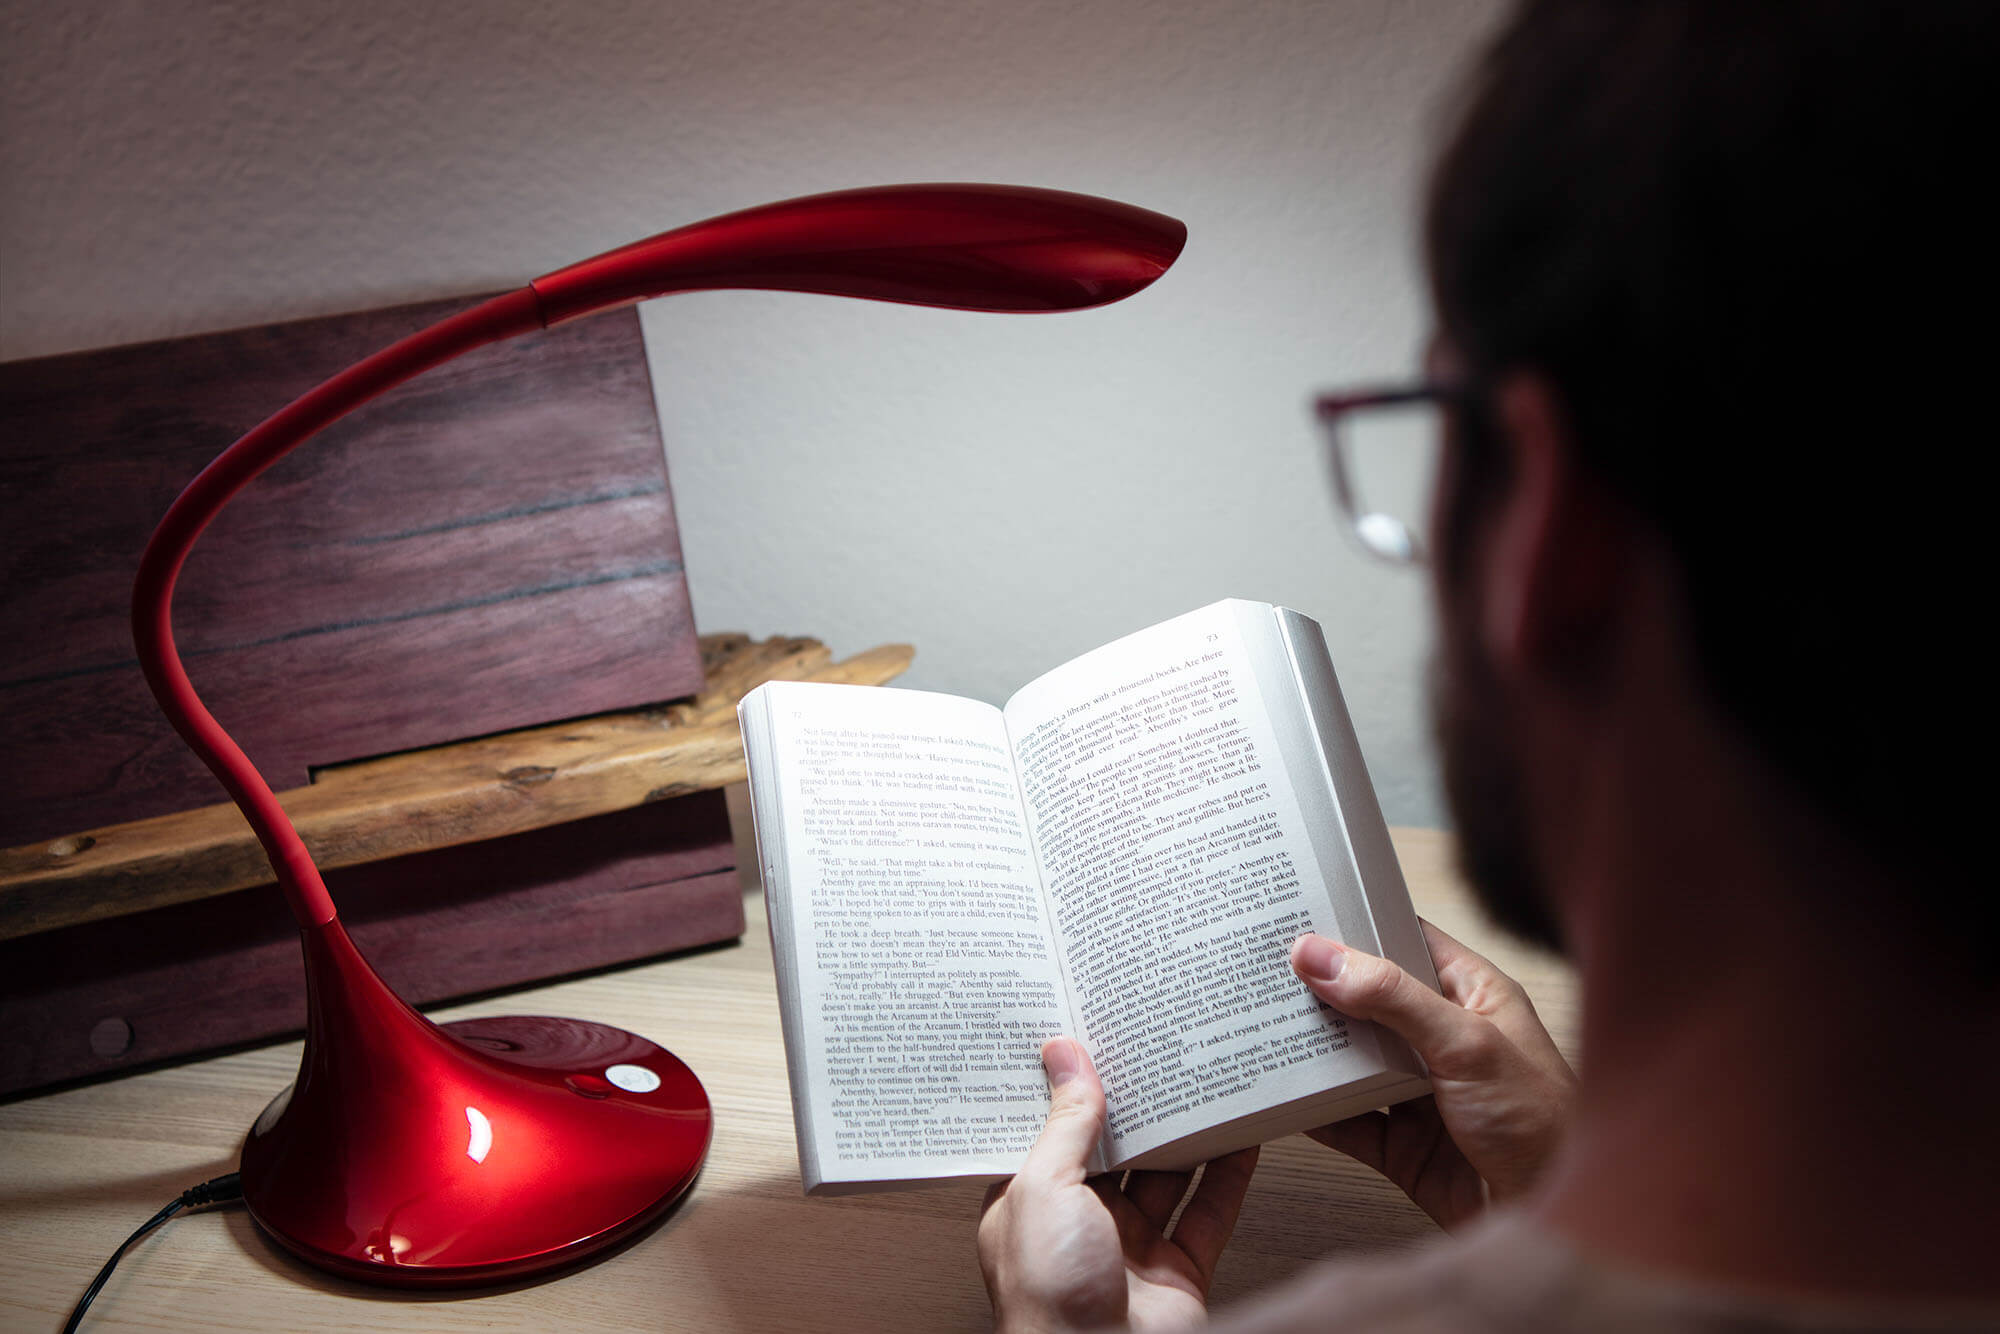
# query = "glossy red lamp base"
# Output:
<box><xmin>239</xmin><ymin>920</ymin><xmax>709</xmax><ymax>1285</ymax></box>
<box><xmin>130</xmin><ymin>184</ymin><xmax>1183</xmax><ymax>1289</ymax></box>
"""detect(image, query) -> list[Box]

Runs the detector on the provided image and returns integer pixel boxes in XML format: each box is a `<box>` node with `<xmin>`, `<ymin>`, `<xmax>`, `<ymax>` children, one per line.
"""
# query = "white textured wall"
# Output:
<box><xmin>2</xmin><ymin>0</ymin><xmax>1502</xmax><ymax>828</ymax></box>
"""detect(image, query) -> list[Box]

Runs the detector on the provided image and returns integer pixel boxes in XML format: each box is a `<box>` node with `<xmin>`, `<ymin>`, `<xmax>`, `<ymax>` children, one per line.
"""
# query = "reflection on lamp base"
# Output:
<box><xmin>240</xmin><ymin>920</ymin><xmax>710</xmax><ymax>1287</ymax></box>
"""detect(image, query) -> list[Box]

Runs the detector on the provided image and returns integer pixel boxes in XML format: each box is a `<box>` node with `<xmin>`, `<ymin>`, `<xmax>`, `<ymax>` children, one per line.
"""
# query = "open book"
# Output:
<box><xmin>738</xmin><ymin>599</ymin><xmax>1439</xmax><ymax>1194</ymax></box>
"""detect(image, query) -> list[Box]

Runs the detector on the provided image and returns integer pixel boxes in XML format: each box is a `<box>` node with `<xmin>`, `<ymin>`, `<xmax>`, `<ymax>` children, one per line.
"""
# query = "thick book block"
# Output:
<box><xmin>0</xmin><ymin>789</ymin><xmax>740</xmax><ymax>1096</ymax></box>
<box><xmin>0</xmin><ymin>293</ymin><xmax>704</xmax><ymax>846</ymax></box>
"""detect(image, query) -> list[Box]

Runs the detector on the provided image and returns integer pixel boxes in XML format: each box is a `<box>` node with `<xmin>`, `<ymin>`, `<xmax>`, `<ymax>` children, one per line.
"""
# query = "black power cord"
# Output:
<box><xmin>63</xmin><ymin>1172</ymin><xmax>244</xmax><ymax>1333</ymax></box>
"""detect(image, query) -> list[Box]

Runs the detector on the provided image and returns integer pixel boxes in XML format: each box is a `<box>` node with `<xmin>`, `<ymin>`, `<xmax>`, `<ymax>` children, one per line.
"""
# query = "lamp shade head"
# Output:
<box><xmin>530</xmin><ymin>183</ymin><xmax>1187</xmax><ymax>325</ymax></box>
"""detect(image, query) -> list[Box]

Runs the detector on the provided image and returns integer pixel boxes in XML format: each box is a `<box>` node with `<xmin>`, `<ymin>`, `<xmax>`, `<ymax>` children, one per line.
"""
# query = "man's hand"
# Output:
<box><xmin>978</xmin><ymin>1038</ymin><xmax>1259</xmax><ymax>1332</ymax></box>
<box><xmin>1290</xmin><ymin>920</ymin><xmax>1576</xmax><ymax>1230</ymax></box>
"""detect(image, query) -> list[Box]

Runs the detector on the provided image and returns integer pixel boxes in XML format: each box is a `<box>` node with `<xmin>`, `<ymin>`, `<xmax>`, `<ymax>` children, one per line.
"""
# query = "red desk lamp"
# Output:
<box><xmin>132</xmin><ymin>184</ymin><xmax>1186</xmax><ymax>1286</ymax></box>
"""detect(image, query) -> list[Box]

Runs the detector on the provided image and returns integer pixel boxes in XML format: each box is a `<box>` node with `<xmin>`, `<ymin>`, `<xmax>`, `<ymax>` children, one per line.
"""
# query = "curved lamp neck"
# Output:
<box><xmin>129</xmin><ymin>183</ymin><xmax>1185</xmax><ymax>930</ymax></box>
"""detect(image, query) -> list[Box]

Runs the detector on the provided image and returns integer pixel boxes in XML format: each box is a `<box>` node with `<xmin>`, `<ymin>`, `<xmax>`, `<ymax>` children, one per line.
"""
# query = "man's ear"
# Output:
<box><xmin>1476</xmin><ymin>373</ymin><xmax>1631</xmax><ymax>685</ymax></box>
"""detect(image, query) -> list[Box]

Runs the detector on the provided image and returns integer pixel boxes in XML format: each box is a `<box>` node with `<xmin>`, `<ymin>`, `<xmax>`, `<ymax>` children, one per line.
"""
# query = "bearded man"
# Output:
<box><xmin>976</xmin><ymin>2</ymin><xmax>1999</xmax><ymax>1329</ymax></box>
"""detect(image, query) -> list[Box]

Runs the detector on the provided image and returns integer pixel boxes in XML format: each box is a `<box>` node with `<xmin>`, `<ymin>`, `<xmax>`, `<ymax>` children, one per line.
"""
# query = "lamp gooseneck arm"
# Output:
<box><xmin>129</xmin><ymin>288</ymin><xmax>547</xmax><ymax>929</ymax></box>
<box><xmin>130</xmin><ymin>184</ymin><xmax>1185</xmax><ymax>933</ymax></box>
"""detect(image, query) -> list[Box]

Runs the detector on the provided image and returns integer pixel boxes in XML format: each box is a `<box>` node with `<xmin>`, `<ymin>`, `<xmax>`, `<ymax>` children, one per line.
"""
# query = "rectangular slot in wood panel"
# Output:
<box><xmin>0</xmin><ymin>790</ymin><xmax>739</xmax><ymax>1096</ymax></box>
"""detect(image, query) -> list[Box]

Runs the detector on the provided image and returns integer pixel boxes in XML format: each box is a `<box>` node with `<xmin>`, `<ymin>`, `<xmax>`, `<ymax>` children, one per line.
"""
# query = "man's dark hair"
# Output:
<box><xmin>1425</xmin><ymin>1</ymin><xmax>1995</xmax><ymax>893</ymax></box>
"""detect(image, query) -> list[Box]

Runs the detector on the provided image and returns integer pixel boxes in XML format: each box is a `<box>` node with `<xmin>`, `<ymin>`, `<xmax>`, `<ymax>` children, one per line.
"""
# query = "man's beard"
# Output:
<box><xmin>1431</xmin><ymin>635</ymin><xmax>1567</xmax><ymax>955</ymax></box>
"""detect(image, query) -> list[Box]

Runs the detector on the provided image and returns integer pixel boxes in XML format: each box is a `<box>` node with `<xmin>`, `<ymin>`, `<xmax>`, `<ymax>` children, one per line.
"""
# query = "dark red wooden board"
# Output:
<box><xmin>0</xmin><ymin>294</ymin><xmax>705</xmax><ymax>846</ymax></box>
<box><xmin>0</xmin><ymin>789</ymin><xmax>741</xmax><ymax>1096</ymax></box>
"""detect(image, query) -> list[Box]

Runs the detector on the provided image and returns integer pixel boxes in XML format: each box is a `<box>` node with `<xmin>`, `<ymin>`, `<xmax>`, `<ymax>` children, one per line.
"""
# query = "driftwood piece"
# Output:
<box><xmin>0</xmin><ymin>633</ymin><xmax>912</xmax><ymax>942</ymax></box>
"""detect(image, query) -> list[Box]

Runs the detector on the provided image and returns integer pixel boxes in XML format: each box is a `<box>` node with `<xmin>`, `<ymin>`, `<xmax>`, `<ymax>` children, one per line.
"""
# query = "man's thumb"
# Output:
<box><xmin>1290</xmin><ymin>933</ymin><xmax>1483</xmax><ymax>1073</ymax></box>
<box><xmin>1020</xmin><ymin>1038</ymin><xmax>1106</xmax><ymax>1177</ymax></box>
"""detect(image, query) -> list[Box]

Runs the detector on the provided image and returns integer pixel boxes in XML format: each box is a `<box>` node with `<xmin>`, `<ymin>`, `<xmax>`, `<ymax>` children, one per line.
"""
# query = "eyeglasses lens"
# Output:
<box><xmin>1338</xmin><ymin>398</ymin><xmax>1443</xmax><ymax>564</ymax></box>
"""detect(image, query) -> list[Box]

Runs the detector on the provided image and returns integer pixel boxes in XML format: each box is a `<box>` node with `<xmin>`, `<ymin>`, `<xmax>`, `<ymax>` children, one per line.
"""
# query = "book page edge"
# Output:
<box><xmin>1273</xmin><ymin>606</ymin><xmax>1442</xmax><ymax>1000</ymax></box>
<box><xmin>737</xmin><ymin>682</ymin><xmax>827</xmax><ymax>1195</ymax></box>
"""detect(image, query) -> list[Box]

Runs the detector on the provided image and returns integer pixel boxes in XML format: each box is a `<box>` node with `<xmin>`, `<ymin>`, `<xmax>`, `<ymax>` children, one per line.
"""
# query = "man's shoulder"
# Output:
<box><xmin>1209</xmin><ymin>1212</ymin><xmax>2000</xmax><ymax>1334</ymax></box>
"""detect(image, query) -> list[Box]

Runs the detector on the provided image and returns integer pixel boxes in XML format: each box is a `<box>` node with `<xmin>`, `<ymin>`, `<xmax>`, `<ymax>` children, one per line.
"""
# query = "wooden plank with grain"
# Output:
<box><xmin>0</xmin><ymin>294</ymin><xmax>704</xmax><ymax>844</ymax></box>
<box><xmin>0</xmin><ymin>633</ymin><xmax>912</xmax><ymax>941</ymax></box>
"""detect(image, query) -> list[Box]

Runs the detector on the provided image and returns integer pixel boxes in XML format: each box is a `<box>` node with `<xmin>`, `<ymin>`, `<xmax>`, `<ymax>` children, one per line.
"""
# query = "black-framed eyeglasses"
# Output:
<box><xmin>1313</xmin><ymin>381</ymin><xmax>1474</xmax><ymax>566</ymax></box>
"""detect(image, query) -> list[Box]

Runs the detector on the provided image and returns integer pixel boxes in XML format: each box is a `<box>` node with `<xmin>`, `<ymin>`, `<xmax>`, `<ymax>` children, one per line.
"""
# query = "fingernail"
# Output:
<box><xmin>1292</xmin><ymin>933</ymin><xmax>1346</xmax><ymax>985</ymax></box>
<box><xmin>1042</xmin><ymin>1038</ymin><xmax>1082</xmax><ymax>1089</ymax></box>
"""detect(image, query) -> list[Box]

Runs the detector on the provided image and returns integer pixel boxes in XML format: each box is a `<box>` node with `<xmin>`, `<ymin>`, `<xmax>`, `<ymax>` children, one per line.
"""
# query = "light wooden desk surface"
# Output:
<box><xmin>0</xmin><ymin>791</ymin><xmax>1578</xmax><ymax>1332</ymax></box>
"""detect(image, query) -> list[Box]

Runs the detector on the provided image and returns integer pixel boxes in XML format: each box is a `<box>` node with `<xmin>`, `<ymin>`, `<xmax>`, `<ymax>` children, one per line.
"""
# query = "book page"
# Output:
<box><xmin>750</xmin><ymin>682</ymin><xmax>1073</xmax><ymax>1187</ymax></box>
<box><xmin>1004</xmin><ymin>601</ymin><xmax>1393</xmax><ymax>1165</ymax></box>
